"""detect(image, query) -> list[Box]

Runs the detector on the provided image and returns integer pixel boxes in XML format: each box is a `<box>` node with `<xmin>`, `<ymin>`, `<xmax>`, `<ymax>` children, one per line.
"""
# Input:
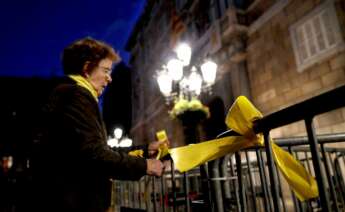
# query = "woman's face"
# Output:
<box><xmin>87</xmin><ymin>58</ymin><xmax>113</xmax><ymax>96</ymax></box>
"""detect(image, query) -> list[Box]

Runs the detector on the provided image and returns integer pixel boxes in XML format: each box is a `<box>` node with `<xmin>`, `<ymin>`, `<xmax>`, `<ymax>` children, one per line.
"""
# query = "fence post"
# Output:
<box><xmin>235</xmin><ymin>152</ymin><xmax>246</xmax><ymax>212</ymax></box>
<box><xmin>263</xmin><ymin>131</ymin><xmax>280</xmax><ymax>212</ymax></box>
<box><xmin>210</xmin><ymin>159</ymin><xmax>224</xmax><ymax>212</ymax></box>
<box><xmin>245</xmin><ymin>151</ymin><xmax>257</xmax><ymax>212</ymax></box>
<box><xmin>183</xmin><ymin>172</ymin><xmax>190</xmax><ymax>212</ymax></box>
<box><xmin>171</xmin><ymin>160</ymin><xmax>177</xmax><ymax>212</ymax></box>
<box><xmin>305</xmin><ymin>117</ymin><xmax>331</xmax><ymax>211</ymax></box>
<box><xmin>256</xmin><ymin>149</ymin><xmax>271</xmax><ymax>212</ymax></box>
<box><xmin>320</xmin><ymin>144</ymin><xmax>339</xmax><ymax>211</ymax></box>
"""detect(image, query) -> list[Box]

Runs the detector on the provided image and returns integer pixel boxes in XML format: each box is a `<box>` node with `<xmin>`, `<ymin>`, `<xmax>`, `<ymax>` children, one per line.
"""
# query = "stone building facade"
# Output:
<box><xmin>246</xmin><ymin>0</ymin><xmax>345</xmax><ymax>137</ymax></box>
<box><xmin>126</xmin><ymin>0</ymin><xmax>345</xmax><ymax>146</ymax></box>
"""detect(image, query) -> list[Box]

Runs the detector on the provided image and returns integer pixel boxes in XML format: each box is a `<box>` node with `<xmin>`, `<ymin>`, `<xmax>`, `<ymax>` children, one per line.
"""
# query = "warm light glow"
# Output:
<box><xmin>157</xmin><ymin>71</ymin><xmax>173</xmax><ymax>96</ymax></box>
<box><xmin>114</xmin><ymin>128</ymin><xmax>123</xmax><ymax>139</ymax></box>
<box><xmin>201</xmin><ymin>60</ymin><xmax>217</xmax><ymax>85</ymax></box>
<box><xmin>179</xmin><ymin>77</ymin><xmax>189</xmax><ymax>90</ymax></box>
<box><xmin>188</xmin><ymin>67</ymin><xmax>202</xmax><ymax>95</ymax></box>
<box><xmin>107</xmin><ymin>138</ymin><xmax>119</xmax><ymax>148</ymax></box>
<box><xmin>175</xmin><ymin>43</ymin><xmax>191</xmax><ymax>66</ymax></box>
<box><xmin>119</xmin><ymin>137</ymin><xmax>133</xmax><ymax>147</ymax></box>
<box><xmin>155</xmin><ymin>43</ymin><xmax>218</xmax><ymax>101</ymax></box>
<box><xmin>167</xmin><ymin>58</ymin><xmax>184</xmax><ymax>81</ymax></box>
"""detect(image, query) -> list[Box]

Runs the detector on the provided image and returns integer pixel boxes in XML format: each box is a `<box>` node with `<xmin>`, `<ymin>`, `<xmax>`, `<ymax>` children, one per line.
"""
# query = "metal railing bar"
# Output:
<box><xmin>275</xmin><ymin>164</ymin><xmax>287</xmax><ymax>212</ymax></box>
<box><xmin>290</xmin><ymin>147</ymin><xmax>345</xmax><ymax>153</ymax></box>
<box><xmin>304</xmin><ymin>151</ymin><xmax>312</xmax><ymax>173</ymax></box>
<box><xmin>292</xmin><ymin>151</ymin><xmax>305</xmax><ymax>211</ymax></box>
<box><xmin>256</xmin><ymin>149</ymin><xmax>271</xmax><ymax>212</ymax></box>
<box><xmin>209</xmin><ymin>176</ymin><xmax>238</xmax><ymax>181</ymax></box>
<box><xmin>230</xmin><ymin>155</ymin><xmax>242</xmax><ymax>212</ymax></box>
<box><xmin>161</xmin><ymin>175</ymin><xmax>166</xmax><ymax>212</ymax></box>
<box><xmin>183</xmin><ymin>172</ymin><xmax>190</xmax><ymax>212</ymax></box>
<box><xmin>305</xmin><ymin>117</ymin><xmax>331</xmax><ymax>211</ymax></box>
<box><xmin>334</xmin><ymin>157</ymin><xmax>345</xmax><ymax>208</ymax></box>
<box><xmin>321</xmin><ymin>144</ymin><xmax>340</xmax><ymax>211</ymax></box>
<box><xmin>210</xmin><ymin>159</ymin><xmax>224</xmax><ymax>212</ymax></box>
<box><xmin>288</xmin><ymin>147</ymin><xmax>301</xmax><ymax>212</ymax></box>
<box><xmin>220</xmin><ymin>155</ymin><xmax>232</xmax><ymax>211</ymax></box>
<box><xmin>235</xmin><ymin>152</ymin><xmax>246</xmax><ymax>212</ymax></box>
<box><xmin>274</xmin><ymin>133</ymin><xmax>345</xmax><ymax>146</ymax></box>
<box><xmin>171</xmin><ymin>160</ymin><xmax>177</xmax><ymax>212</ymax></box>
<box><xmin>245</xmin><ymin>151</ymin><xmax>258</xmax><ymax>212</ymax></box>
<box><xmin>263</xmin><ymin>131</ymin><xmax>281</xmax><ymax>212</ymax></box>
<box><xmin>152</xmin><ymin>177</ymin><xmax>157</xmax><ymax>212</ymax></box>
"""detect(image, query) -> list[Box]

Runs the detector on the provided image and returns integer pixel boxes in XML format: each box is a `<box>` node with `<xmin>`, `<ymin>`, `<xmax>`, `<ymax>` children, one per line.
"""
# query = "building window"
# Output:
<box><xmin>290</xmin><ymin>1</ymin><xmax>344</xmax><ymax>72</ymax></box>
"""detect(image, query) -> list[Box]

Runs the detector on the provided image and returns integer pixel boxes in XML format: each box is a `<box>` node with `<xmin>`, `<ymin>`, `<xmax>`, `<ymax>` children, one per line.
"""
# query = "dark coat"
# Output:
<box><xmin>31</xmin><ymin>78</ymin><xmax>147</xmax><ymax>212</ymax></box>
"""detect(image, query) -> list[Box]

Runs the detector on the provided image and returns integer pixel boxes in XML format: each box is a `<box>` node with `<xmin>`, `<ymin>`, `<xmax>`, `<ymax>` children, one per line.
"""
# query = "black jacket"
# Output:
<box><xmin>32</xmin><ymin>78</ymin><xmax>147</xmax><ymax>212</ymax></box>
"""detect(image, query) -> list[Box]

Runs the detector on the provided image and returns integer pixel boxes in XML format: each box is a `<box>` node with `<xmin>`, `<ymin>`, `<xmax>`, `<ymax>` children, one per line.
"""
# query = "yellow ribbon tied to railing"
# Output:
<box><xmin>165</xmin><ymin>96</ymin><xmax>318</xmax><ymax>201</ymax></box>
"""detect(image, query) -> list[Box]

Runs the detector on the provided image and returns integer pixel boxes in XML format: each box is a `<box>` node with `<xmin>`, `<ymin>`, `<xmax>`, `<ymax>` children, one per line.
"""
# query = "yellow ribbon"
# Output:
<box><xmin>128</xmin><ymin>149</ymin><xmax>144</xmax><ymax>157</ymax></box>
<box><xmin>167</xmin><ymin>96</ymin><xmax>318</xmax><ymax>201</ymax></box>
<box><xmin>156</xmin><ymin>130</ymin><xmax>169</xmax><ymax>160</ymax></box>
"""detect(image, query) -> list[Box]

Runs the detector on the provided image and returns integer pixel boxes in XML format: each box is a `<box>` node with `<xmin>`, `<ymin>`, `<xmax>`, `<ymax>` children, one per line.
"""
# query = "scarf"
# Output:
<box><xmin>68</xmin><ymin>75</ymin><xmax>98</xmax><ymax>102</ymax></box>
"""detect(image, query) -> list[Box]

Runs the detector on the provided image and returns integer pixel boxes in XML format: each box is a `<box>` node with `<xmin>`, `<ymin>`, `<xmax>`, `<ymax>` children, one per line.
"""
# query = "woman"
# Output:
<box><xmin>32</xmin><ymin>37</ymin><xmax>164</xmax><ymax>212</ymax></box>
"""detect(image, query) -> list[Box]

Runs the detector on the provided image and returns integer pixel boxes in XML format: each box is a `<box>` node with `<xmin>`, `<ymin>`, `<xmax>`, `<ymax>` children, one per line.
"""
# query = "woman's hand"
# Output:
<box><xmin>148</xmin><ymin>139</ymin><xmax>170</xmax><ymax>158</ymax></box>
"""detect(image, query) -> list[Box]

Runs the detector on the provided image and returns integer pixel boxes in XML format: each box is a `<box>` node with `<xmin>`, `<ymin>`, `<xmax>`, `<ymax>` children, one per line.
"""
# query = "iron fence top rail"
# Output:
<box><xmin>235</xmin><ymin>133</ymin><xmax>345</xmax><ymax>151</ymax></box>
<box><xmin>287</xmin><ymin>146</ymin><xmax>345</xmax><ymax>153</ymax></box>
<box><xmin>274</xmin><ymin>133</ymin><xmax>345</xmax><ymax>146</ymax></box>
<box><xmin>253</xmin><ymin>85</ymin><xmax>345</xmax><ymax>133</ymax></box>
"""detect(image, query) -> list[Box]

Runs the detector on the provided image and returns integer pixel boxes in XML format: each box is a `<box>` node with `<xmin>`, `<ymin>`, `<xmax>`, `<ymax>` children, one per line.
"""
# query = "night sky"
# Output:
<box><xmin>0</xmin><ymin>0</ymin><xmax>145</xmax><ymax>77</ymax></box>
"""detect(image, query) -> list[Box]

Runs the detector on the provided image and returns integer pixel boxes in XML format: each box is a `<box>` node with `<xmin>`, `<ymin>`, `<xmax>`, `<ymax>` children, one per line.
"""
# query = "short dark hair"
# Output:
<box><xmin>62</xmin><ymin>37</ymin><xmax>120</xmax><ymax>75</ymax></box>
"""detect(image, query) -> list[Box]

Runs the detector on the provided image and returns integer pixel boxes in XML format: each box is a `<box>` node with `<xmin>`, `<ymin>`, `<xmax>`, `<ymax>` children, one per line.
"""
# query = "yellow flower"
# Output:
<box><xmin>173</xmin><ymin>98</ymin><xmax>189</xmax><ymax>114</ymax></box>
<box><xmin>169</xmin><ymin>98</ymin><xmax>210</xmax><ymax>119</ymax></box>
<box><xmin>188</xmin><ymin>99</ymin><xmax>203</xmax><ymax>111</ymax></box>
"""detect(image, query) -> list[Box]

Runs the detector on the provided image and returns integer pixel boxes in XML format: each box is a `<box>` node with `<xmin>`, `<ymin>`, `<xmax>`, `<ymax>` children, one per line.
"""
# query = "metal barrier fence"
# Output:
<box><xmin>111</xmin><ymin>134</ymin><xmax>345</xmax><ymax>212</ymax></box>
<box><xmin>111</xmin><ymin>85</ymin><xmax>345</xmax><ymax>212</ymax></box>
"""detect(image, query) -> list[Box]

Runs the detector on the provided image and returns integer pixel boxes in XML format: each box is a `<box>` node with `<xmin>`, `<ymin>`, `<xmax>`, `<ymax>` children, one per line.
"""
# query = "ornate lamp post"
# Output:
<box><xmin>155</xmin><ymin>43</ymin><xmax>217</xmax><ymax>210</ymax></box>
<box><xmin>156</xmin><ymin>43</ymin><xmax>217</xmax><ymax>104</ymax></box>
<box><xmin>156</xmin><ymin>43</ymin><xmax>218</xmax><ymax>144</ymax></box>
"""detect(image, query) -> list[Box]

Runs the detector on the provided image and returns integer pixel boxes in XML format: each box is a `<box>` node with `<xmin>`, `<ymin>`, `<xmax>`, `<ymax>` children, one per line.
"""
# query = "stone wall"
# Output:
<box><xmin>246</xmin><ymin>0</ymin><xmax>345</xmax><ymax>137</ymax></box>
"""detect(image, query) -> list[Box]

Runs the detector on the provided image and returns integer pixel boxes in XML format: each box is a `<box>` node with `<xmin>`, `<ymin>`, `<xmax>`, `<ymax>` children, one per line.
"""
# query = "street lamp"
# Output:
<box><xmin>114</xmin><ymin>128</ymin><xmax>123</xmax><ymax>139</ymax></box>
<box><xmin>156</xmin><ymin>43</ymin><xmax>218</xmax><ymax>103</ymax></box>
<box><xmin>155</xmin><ymin>43</ymin><xmax>218</xmax><ymax>142</ymax></box>
<box><xmin>155</xmin><ymin>43</ymin><xmax>217</xmax><ymax>209</ymax></box>
<box><xmin>107</xmin><ymin>127</ymin><xmax>133</xmax><ymax>148</ymax></box>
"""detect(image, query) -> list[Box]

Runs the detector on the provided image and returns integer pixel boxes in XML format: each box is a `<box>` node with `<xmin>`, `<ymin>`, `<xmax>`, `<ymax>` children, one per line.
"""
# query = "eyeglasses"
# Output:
<box><xmin>98</xmin><ymin>65</ymin><xmax>113</xmax><ymax>75</ymax></box>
